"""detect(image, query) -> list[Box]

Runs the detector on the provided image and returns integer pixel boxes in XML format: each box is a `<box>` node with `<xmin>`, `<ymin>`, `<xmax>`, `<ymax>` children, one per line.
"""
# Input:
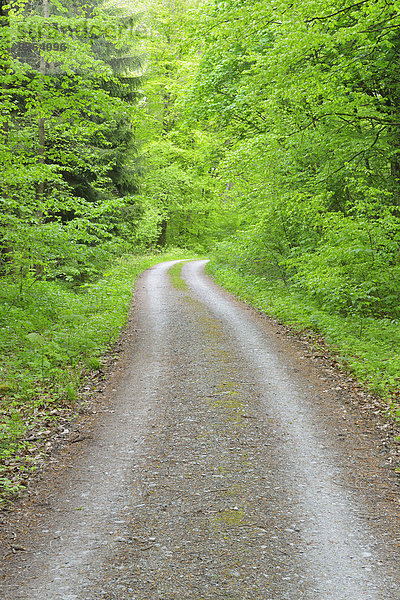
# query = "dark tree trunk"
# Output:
<box><xmin>0</xmin><ymin>0</ymin><xmax>10</xmax><ymax>138</ymax></box>
<box><xmin>0</xmin><ymin>1</ymin><xmax>11</xmax><ymax>272</ymax></box>
<box><xmin>157</xmin><ymin>219</ymin><xmax>168</xmax><ymax>247</ymax></box>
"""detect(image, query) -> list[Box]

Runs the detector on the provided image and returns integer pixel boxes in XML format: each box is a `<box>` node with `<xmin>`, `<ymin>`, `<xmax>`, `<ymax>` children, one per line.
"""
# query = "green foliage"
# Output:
<box><xmin>0</xmin><ymin>0</ymin><xmax>144</xmax><ymax>284</ymax></box>
<box><xmin>185</xmin><ymin>0</ymin><xmax>400</xmax><ymax>311</ymax></box>
<box><xmin>0</xmin><ymin>249</ymin><xmax>191</xmax><ymax>503</ymax></box>
<box><xmin>167</xmin><ymin>0</ymin><xmax>400</xmax><ymax>413</ymax></box>
<box><xmin>0</xmin><ymin>0</ymin><xmax>209</xmax><ymax>504</ymax></box>
<box><xmin>133</xmin><ymin>0</ymin><xmax>222</xmax><ymax>250</ymax></box>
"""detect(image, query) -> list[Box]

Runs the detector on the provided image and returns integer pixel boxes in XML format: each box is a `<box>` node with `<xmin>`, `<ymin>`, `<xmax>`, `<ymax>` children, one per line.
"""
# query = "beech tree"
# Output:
<box><xmin>186</xmin><ymin>0</ymin><xmax>400</xmax><ymax>318</ymax></box>
<box><xmin>130</xmin><ymin>0</ymin><xmax>221</xmax><ymax>249</ymax></box>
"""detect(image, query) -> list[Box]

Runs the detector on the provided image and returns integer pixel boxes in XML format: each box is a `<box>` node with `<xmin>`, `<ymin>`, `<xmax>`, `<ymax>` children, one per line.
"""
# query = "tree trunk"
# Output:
<box><xmin>34</xmin><ymin>0</ymin><xmax>50</xmax><ymax>278</ymax></box>
<box><xmin>0</xmin><ymin>0</ymin><xmax>10</xmax><ymax>139</ymax></box>
<box><xmin>37</xmin><ymin>0</ymin><xmax>50</xmax><ymax>200</ymax></box>
<box><xmin>0</xmin><ymin>1</ymin><xmax>11</xmax><ymax>272</ymax></box>
<box><xmin>390</xmin><ymin>150</ymin><xmax>400</xmax><ymax>200</ymax></box>
<box><xmin>157</xmin><ymin>219</ymin><xmax>168</xmax><ymax>247</ymax></box>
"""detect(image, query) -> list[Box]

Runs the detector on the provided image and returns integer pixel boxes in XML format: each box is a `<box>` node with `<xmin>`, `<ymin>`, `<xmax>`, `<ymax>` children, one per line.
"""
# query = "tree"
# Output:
<box><xmin>131</xmin><ymin>0</ymin><xmax>221</xmax><ymax>249</ymax></box>
<box><xmin>185</xmin><ymin>0</ymin><xmax>400</xmax><ymax>317</ymax></box>
<box><xmin>0</xmin><ymin>0</ymin><xmax>143</xmax><ymax>283</ymax></box>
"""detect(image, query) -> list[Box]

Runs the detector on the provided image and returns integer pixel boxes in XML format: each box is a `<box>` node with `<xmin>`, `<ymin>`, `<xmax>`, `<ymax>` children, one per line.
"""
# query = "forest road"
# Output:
<box><xmin>1</xmin><ymin>259</ymin><xmax>400</xmax><ymax>600</ymax></box>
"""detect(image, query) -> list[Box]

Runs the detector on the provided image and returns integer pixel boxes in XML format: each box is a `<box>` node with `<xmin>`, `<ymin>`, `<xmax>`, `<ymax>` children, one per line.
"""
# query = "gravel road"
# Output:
<box><xmin>1</xmin><ymin>259</ymin><xmax>400</xmax><ymax>599</ymax></box>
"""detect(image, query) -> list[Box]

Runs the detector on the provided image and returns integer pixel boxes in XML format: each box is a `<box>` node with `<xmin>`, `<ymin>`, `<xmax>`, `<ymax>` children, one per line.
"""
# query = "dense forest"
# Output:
<box><xmin>1</xmin><ymin>0</ymin><xmax>400</xmax><ymax>497</ymax></box>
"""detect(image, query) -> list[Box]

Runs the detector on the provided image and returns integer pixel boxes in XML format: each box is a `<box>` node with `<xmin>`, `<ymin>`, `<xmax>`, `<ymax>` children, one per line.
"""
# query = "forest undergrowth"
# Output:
<box><xmin>0</xmin><ymin>250</ymin><xmax>191</xmax><ymax>503</ymax></box>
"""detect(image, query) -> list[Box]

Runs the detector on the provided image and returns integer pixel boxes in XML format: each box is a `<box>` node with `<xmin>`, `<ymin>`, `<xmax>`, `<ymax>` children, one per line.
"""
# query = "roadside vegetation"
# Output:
<box><xmin>0</xmin><ymin>0</ymin><xmax>204</xmax><ymax>502</ymax></box>
<box><xmin>0</xmin><ymin>250</ymin><xmax>191</xmax><ymax>501</ymax></box>
<box><xmin>207</xmin><ymin>260</ymin><xmax>400</xmax><ymax>415</ymax></box>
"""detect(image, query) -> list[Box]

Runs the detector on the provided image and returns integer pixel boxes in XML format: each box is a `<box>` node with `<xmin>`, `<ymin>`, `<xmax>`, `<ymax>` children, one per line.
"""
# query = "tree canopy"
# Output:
<box><xmin>3</xmin><ymin>0</ymin><xmax>400</xmax><ymax>315</ymax></box>
<box><xmin>183</xmin><ymin>0</ymin><xmax>400</xmax><ymax>319</ymax></box>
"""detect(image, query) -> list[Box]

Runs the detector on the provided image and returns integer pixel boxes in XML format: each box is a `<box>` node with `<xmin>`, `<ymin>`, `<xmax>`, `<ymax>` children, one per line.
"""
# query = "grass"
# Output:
<box><xmin>168</xmin><ymin>260</ymin><xmax>189</xmax><ymax>290</ymax></box>
<box><xmin>206</xmin><ymin>260</ymin><xmax>400</xmax><ymax>421</ymax></box>
<box><xmin>0</xmin><ymin>249</ymin><xmax>193</xmax><ymax>503</ymax></box>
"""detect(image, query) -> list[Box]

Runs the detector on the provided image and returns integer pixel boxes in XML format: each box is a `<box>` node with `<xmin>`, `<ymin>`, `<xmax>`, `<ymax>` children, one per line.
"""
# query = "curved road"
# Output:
<box><xmin>1</xmin><ymin>260</ymin><xmax>400</xmax><ymax>599</ymax></box>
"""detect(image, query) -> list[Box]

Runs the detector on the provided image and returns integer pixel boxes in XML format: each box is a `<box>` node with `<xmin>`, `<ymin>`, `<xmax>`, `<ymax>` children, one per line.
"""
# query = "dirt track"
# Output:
<box><xmin>1</xmin><ymin>259</ymin><xmax>400</xmax><ymax>599</ymax></box>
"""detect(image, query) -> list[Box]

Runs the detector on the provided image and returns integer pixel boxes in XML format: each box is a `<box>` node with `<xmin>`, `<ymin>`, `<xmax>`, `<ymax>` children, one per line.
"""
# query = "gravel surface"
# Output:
<box><xmin>1</xmin><ymin>259</ymin><xmax>400</xmax><ymax>599</ymax></box>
